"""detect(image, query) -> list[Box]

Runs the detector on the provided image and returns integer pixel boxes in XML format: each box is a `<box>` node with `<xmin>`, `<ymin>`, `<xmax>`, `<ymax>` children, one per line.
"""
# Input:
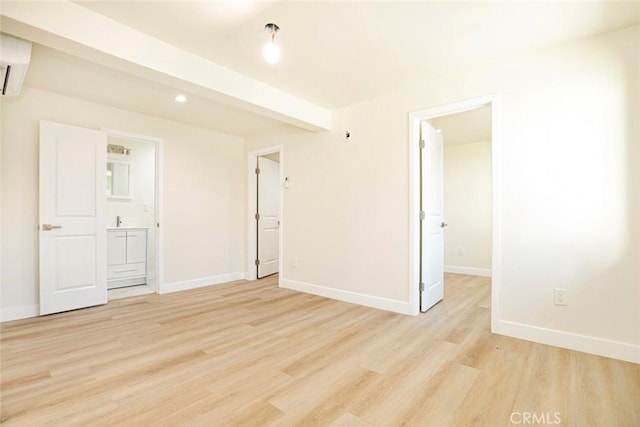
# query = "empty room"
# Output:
<box><xmin>1</xmin><ymin>1</ymin><xmax>639</xmax><ymax>425</ymax></box>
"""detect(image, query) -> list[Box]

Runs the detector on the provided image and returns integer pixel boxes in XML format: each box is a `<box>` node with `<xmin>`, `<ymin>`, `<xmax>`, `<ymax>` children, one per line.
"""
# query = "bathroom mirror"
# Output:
<box><xmin>107</xmin><ymin>160</ymin><xmax>132</xmax><ymax>199</ymax></box>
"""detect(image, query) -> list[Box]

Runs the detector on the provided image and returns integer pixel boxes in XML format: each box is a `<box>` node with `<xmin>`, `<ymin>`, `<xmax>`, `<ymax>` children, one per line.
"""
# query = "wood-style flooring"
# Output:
<box><xmin>1</xmin><ymin>274</ymin><xmax>639</xmax><ymax>426</ymax></box>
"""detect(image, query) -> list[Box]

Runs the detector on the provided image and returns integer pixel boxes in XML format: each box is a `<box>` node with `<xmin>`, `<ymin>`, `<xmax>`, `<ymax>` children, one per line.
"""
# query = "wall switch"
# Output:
<box><xmin>554</xmin><ymin>288</ymin><xmax>568</xmax><ymax>306</ymax></box>
<box><xmin>291</xmin><ymin>258</ymin><xmax>298</xmax><ymax>268</ymax></box>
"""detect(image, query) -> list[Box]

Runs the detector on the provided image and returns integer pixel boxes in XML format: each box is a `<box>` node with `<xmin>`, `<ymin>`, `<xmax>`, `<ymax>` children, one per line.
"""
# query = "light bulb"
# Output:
<box><xmin>263</xmin><ymin>42</ymin><xmax>281</xmax><ymax>64</ymax></box>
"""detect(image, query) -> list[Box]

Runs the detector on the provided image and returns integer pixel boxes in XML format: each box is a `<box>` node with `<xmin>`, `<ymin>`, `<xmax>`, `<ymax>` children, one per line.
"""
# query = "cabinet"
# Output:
<box><xmin>107</xmin><ymin>228</ymin><xmax>147</xmax><ymax>289</ymax></box>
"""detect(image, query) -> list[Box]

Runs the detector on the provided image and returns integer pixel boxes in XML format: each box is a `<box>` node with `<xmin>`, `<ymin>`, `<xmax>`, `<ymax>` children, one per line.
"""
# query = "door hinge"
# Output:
<box><xmin>420</xmin><ymin>139</ymin><xmax>425</xmax><ymax>149</ymax></box>
<box><xmin>157</xmin><ymin>222</ymin><xmax>160</xmax><ymax>228</ymax></box>
<box><xmin>420</xmin><ymin>282</ymin><xmax>425</xmax><ymax>292</ymax></box>
<box><xmin>255</xmin><ymin>213</ymin><xmax>260</xmax><ymax>221</ymax></box>
<box><xmin>419</xmin><ymin>211</ymin><xmax>425</xmax><ymax>221</ymax></box>
<box><xmin>255</xmin><ymin>167</ymin><xmax>260</xmax><ymax>175</ymax></box>
<box><xmin>255</xmin><ymin>259</ymin><xmax>260</xmax><ymax>266</ymax></box>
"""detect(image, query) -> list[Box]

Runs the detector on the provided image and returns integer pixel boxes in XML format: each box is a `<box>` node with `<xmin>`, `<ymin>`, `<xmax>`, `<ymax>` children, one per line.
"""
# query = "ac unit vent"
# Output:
<box><xmin>0</xmin><ymin>34</ymin><xmax>32</xmax><ymax>97</ymax></box>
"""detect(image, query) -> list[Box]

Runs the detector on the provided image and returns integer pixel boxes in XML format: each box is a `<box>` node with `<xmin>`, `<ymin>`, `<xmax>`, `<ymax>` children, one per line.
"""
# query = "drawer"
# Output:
<box><xmin>107</xmin><ymin>263</ymin><xmax>146</xmax><ymax>280</ymax></box>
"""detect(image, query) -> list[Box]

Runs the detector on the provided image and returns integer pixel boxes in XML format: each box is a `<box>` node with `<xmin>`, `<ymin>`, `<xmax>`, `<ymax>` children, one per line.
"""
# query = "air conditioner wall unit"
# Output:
<box><xmin>0</xmin><ymin>34</ymin><xmax>32</xmax><ymax>97</ymax></box>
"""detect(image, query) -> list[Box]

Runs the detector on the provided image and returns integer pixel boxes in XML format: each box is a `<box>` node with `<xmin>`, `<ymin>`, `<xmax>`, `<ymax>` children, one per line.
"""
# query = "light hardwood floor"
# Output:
<box><xmin>1</xmin><ymin>274</ymin><xmax>639</xmax><ymax>426</ymax></box>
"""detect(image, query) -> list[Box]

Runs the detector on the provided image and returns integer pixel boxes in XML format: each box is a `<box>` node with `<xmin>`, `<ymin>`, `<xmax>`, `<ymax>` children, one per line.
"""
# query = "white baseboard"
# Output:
<box><xmin>493</xmin><ymin>319</ymin><xmax>640</xmax><ymax>364</ymax></box>
<box><xmin>444</xmin><ymin>265</ymin><xmax>492</xmax><ymax>277</ymax></box>
<box><xmin>1</xmin><ymin>273</ymin><xmax>246</xmax><ymax>321</ymax></box>
<box><xmin>1</xmin><ymin>305</ymin><xmax>39</xmax><ymax>322</ymax></box>
<box><xmin>159</xmin><ymin>272</ymin><xmax>245</xmax><ymax>294</ymax></box>
<box><xmin>280</xmin><ymin>278</ymin><xmax>411</xmax><ymax>315</ymax></box>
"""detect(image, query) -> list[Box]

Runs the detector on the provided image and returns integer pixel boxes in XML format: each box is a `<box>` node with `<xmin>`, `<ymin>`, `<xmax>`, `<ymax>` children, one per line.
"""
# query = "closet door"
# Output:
<box><xmin>257</xmin><ymin>157</ymin><xmax>280</xmax><ymax>278</ymax></box>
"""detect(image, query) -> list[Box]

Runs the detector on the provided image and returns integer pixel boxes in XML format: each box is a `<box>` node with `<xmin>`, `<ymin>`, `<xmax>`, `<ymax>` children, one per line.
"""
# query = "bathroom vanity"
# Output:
<box><xmin>107</xmin><ymin>228</ymin><xmax>147</xmax><ymax>289</ymax></box>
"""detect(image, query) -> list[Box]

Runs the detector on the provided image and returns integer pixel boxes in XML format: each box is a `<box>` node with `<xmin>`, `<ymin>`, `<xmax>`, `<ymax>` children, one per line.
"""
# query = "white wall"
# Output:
<box><xmin>0</xmin><ymin>87</ymin><xmax>245</xmax><ymax>318</ymax></box>
<box><xmin>246</xmin><ymin>25</ymin><xmax>640</xmax><ymax>362</ymax></box>
<box><xmin>444</xmin><ymin>140</ymin><xmax>492</xmax><ymax>276</ymax></box>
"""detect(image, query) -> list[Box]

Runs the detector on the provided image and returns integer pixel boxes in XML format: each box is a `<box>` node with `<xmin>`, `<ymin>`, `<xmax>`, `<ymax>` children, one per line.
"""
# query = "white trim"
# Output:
<box><xmin>1</xmin><ymin>305</ymin><xmax>39</xmax><ymax>322</ymax></box>
<box><xmin>101</xmin><ymin>128</ymin><xmax>163</xmax><ymax>144</ymax></box>
<box><xmin>101</xmin><ymin>128</ymin><xmax>164</xmax><ymax>296</ymax></box>
<box><xmin>156</xmin><ymin>138</ymin><xmax>165</xmax><ymax>295</ymax></box>
<box><xmin>281</xmin><ymin>279</ymin><xmax>411</xmax><ymax>315</ymax></box>
<box><xmin>159</xmin><ymin>272</ymin><xmax>245</xmax><ymax>294</ymax></box>
<box><xmin>494</xmin><ymin>319</ymin><xmax>640</xmax><ymax>364</ymax></box>
<box><xmin>408</xmin><ymin>114</ymin><xmax>421</xmax><ymax>316</ymax></box>
<box><xmin>247</xmin><ymin>145</ymin><xmax>284</xmax><ymax>281</ymax></box>
<box><xmin>489</xmin><ymin>96</ymin><xmax>502</xmax><ymax>333</ymax></box>
<box><xmin>444</xmin><ymin>265</ymin><xmax>492</xmax><ymax>277</ymax></box>
<box><xmin>408</xmin><ymin>94</ymin><xmax>500</xmax><ymax>319</ymax></box>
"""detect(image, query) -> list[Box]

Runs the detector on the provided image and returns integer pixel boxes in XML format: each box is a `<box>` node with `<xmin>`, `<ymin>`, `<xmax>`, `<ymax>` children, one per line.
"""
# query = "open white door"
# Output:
<box><xmin>420</xmin><ymin>121</ymin><xmax>445</xmax><ymax>312</ymax></box>
<box><xmin>256</xmin><ymin>157</ymin><xmax>280</xmax><ymax>278</ymax></box>
<box><xmin>39</xmin><ymin>121</ymin><xmax>107</xmax><ymax>315</ymax></box>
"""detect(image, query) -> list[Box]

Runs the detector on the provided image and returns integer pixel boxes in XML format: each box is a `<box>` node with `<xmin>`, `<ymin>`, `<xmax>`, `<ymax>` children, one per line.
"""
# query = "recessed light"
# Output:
<box><xmin>175</xmin><ymin>94</ymin><xmax>187</xmax><ymax>103</ymax></box>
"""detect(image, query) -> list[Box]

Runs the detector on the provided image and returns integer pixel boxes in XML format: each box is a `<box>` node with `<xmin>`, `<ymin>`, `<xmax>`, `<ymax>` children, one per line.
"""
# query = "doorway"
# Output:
<box><xmin>38</xmin><ymin>122</ymin><xmax>164</xmax><ymax>315</ymax></box>
<box><xmin>103</xmin><ymin>129</ymin><xmax>163</xmax><ymax>300</ymax></box>
<box><xmin>247</xmin><ymin>146</ymin><xmax>283</xmax><ymax>281</ymax></box>
<box><xmin>431</xmin><ymin>106</ymin><xmax>493</xmax><ymax>278</ymax></box>
<box><xmin>409</xmin><ymin>95</ymin><xmax>500</xmax><ymax>327</ymax></box>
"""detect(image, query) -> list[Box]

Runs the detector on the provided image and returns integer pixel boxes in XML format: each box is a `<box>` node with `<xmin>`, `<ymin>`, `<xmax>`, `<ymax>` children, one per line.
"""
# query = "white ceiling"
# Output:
<box><xmin>430</xmin><ymin>106</ymin><xmax>492</xmax><ymax>147</ymax></box>
<box><xmin>24</xmin><ymin>44</ymin><xmax>297</xmax><ymax>137</ymax></box>
<box><xmin>4</xmin><ymin>1</ymin><xmax>640</xmax><ymax>136</ymax></box>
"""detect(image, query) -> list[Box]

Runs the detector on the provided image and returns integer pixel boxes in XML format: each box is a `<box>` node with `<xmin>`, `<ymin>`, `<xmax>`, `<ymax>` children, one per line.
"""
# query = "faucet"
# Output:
<box><xmin>116</xmin><ymin>216</ymin><xmax>122</xmax><ymax>228</ymax></box>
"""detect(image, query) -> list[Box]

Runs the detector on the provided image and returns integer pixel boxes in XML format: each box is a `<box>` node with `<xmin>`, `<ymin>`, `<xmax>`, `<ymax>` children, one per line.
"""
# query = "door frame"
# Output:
<box><xmin>247</xmin><ymin>145</ymin><xmax>283</xmax><ymax>280</ymax></box>
<box><xmin>408</xmin><ymin>95</ymin><xmax>501</xmax><ymax>332</ymax></box>
<box><xmin>101</xmin><ymin>128</ymin><xmax>164</xmax><ymax>294</ymax></box>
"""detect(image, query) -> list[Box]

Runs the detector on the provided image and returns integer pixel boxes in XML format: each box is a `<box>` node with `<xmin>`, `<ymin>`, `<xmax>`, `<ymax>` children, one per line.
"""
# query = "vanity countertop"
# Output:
<box><xmin>108</xmin><ymin>227</ymin><xmax>148</xmax><ymax>231</ymax></box>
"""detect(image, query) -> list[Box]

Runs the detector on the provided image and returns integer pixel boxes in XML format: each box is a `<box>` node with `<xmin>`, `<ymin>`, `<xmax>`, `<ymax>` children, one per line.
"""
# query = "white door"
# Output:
<box><xmin>257</xmin><ymin>157</ymin><xmax>280</xmax><ymax>278</ymax></box>
<box><xmin>420</xmin><ymin>121</ymin><xmax>445</xmax><ymax>312</ymax></box>
<box><xmin>39</xmin><ymin>120</ymin><xmax>107</xmax><ymax>315</ymax></box>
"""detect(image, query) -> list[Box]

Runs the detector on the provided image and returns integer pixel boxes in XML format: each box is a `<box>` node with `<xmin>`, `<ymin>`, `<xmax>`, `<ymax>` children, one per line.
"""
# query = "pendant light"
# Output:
<box><xmin>263</xmin><ymin>23</ymin><xmax>280</xmax><ymax>64</ymax></box>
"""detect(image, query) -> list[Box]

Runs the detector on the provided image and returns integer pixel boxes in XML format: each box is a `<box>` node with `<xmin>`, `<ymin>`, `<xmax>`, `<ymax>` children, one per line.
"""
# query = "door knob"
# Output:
<box><xmin>441</xmin><ymin>222</ymin><xmax>448</xmax><ymax>228</ymax></box>
<box><xmin>42</xmin><ymin>224</ymin><xmax>62</xmax><ymax>231</ymax></box>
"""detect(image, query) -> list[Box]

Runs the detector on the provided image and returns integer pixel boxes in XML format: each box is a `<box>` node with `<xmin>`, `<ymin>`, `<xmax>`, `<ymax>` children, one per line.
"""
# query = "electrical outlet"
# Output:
<box><xmin>554</xmin><ymin>288</ymin><xmax>568</xmax><ymax>306</ymax></box>
<box><xmin>291</xmin><ymin>258</ymin><xmax>298</xmax><ymax>268</ymax></box>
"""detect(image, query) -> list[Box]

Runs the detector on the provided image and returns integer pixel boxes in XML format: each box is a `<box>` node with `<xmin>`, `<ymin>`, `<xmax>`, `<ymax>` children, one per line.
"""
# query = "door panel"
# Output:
<box><xmin>39</xmin><ymin>120</ymin><xmax>107</xmax><ymax>315</ymax></box>
<box><xmin>56</xmin><ymin>139</ymin><xmax>97</xmax><ymax>216</ymax></box>
<box><xmin>420</xmin><ymin>121</ymin><xmax>445</xmax><ymax>312</ymax></box>
<box><xmin>107</xmin><ymin>232</ymin><xmax>127</xmax><ymax>265</ymax></box>
<box><xmin>107</xmin><ymin>263</ymin><xmax>146</xmax><ymax>279</ymax></box>
<box><xmin>56</xmin><ymin>236</ymin><xmax>97</xmax><ymax>290</ymax></box>
<box><xmin>257</xmin><ymin>157</ymin><xmax>280</xmax><ymax>278</ymax></box>
<box><xmin>126</xmin><ymin>231</ymin><xmax>147</xmax><ymax>264</ymax></box>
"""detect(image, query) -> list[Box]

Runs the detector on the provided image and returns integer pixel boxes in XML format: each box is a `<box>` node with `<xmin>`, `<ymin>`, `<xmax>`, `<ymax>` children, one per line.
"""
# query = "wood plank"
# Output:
<box><xmin>1</xmin><ymin>273</ymin><xmax>638</xmax><ymax>426</ymax></box>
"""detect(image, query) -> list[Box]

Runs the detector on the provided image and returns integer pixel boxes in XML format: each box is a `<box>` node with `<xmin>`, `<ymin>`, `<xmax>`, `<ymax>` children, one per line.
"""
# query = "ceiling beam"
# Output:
<box><xmin>0</xmin><ymin>1</ymin><xmax>332</xmax><ymax>132</ymax></box>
